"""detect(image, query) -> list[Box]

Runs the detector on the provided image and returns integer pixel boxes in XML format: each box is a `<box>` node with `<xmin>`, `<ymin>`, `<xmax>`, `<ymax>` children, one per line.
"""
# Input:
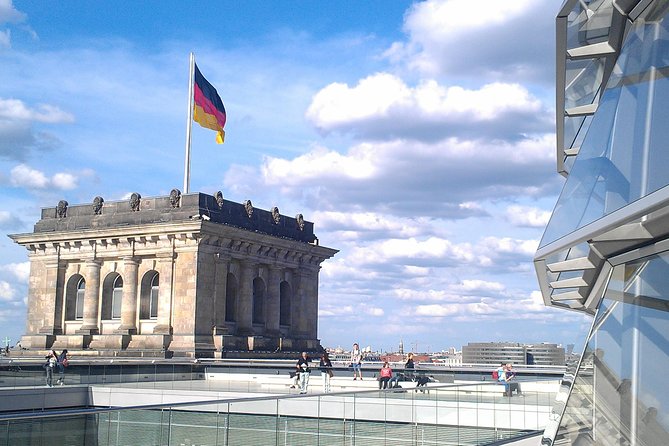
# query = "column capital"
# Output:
<box><xmin>85</xmin><ymin>259</ymin><xmax>102</xmax><ymax>268</ymax></box>
<box><xmin>156</xmin><ymin>252</ymin><xmax>177</xmax><ymax>261</ymax></box>
<box><xmin>214</xmin><ymin>253</ymin><xmax>231</xmax><ymax>263</ymax></box>
<box><xmin>44</xmin><ymin>259</ymin><xmax>66</xmax><ymax>269</ymax></box>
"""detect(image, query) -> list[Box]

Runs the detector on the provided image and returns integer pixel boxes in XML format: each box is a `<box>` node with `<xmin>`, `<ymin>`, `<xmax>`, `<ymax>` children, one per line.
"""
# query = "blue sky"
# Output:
<box><xmin>0</xmin><ymin>0</ymin><xmax>591</xmax><ymax>353</ymax></box>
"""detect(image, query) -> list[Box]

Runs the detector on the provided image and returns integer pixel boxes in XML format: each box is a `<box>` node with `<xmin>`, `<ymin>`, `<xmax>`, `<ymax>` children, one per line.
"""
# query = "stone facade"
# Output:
<box><xmin>9</xmin><ymin>192</ymin><xmax>337</xmax><ymax>358</ymax></box>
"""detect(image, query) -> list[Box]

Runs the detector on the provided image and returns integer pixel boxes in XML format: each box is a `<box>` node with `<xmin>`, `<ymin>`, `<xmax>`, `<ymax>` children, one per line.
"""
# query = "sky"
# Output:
<box><xmin>0</xmin><ymin>0</ymin><xmax>593</xmax><ymax>354</ymax></box>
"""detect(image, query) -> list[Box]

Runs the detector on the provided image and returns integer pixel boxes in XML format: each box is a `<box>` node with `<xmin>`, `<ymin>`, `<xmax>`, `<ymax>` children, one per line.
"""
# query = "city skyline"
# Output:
<box><xmin>0</xmin><ymin>0</ymin><xmax>591</xmax><ymax>352</ymax></box>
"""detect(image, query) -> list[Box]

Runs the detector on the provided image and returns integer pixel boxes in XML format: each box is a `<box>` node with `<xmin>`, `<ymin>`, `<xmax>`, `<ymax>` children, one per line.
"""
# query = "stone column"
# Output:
<box><xmin>153</xmin><ymin>255</ymin><xmax>174</xmax><ymax>334</ymax></box>
<box><xmin>116</xmin><ymin>257</ymin><xmax>139</xmax><ymax>334</ymax></box>
<box><xmin>39</xmin><ymin>260</ymin><xmax>66</xmax><ymax>335</ymax></box>
<box><xmin>236</xmin><ymin>260</ymin><xmax>254</xmax><ymax>336</ymax></box>
<box><xmin>265</xmin><ymin>265</ymin><xmax>282</xmax><ymax>336</ymax></box>
<box><xmin>213</xmin><ymin>254</ymin><xmax>230</xmax><ymax>334</ymax></box>
<box><xmin>290</xmin><ymin>269</ymin><xmax>305</xmax><ymax>338</ymax></box>
<box><xmin>77</xmin><ymin>260</ymin><xmax>101</xmax><ymax>334</ymax></box>
<box><xmin>295</xmin><ymin>269</ymin><xmax>315</xmax><ymax>337</ymax></box>
<box><xmin>304</xmin><ymin>267</ymin><xmax>320</xmax><ymax>340</ymax></box>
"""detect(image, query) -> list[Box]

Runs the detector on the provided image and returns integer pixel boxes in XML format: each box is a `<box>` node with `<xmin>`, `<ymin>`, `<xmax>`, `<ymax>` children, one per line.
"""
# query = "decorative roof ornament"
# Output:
<box><xmin>215</xmin><ymin>191</ymin><xmax>224</xmax><ymax>209</ymax></box>
<box><xmin>56</xmin><ymin>200</ymin><xmax>68</xmax><ymax>218</ymax></box>
<box><xmin>296</xmin><ymin>213</ymin><xmax>305</xmax><ymax>231</ymax></box>
<box><xmin>93</xmin><ymin>196</ymin><xmax>104</xmax><ymax>215</ymax></box>
<box><xmin>130</xmin><ymin>193</ymin><xmax>141</xmax><ymax>212</ymax></box>
<box><xmin>169</xmin><ymin>189</ymin><xmax>181</xmax><ymax>208</ymax></box>
<box><xmin>244</xmin><ymin>200</ymin><xmax>253</xmax><ymax>218</ymax></box>
<box><xmin>271</xmin><ymin>206</ymin><xmax>281</xmax><ymax>225</ymax></box>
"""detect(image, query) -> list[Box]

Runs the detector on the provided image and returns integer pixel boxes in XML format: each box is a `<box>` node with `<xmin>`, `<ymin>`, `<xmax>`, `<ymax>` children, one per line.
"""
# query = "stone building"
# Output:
<box><xmin>8</xmin><ymin>190</ymin><xmax>337</xmax><ymax>358</ymax></box>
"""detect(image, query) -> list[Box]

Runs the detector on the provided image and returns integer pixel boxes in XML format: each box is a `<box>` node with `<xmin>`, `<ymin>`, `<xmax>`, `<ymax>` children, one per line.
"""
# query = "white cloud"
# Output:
<box><xmin>365</xmin><ymin>307</ymin><xmax>384</xmax><ymax>316</ymax></box>
<box><xmin>479</xmin><ymin>236</ymin><xmax>538</xmax><ymax>257</ymax></box>
<box><xmin>415</xmin><ymin>302</ymin><xmax>495</xmax><ymax>317</ymax></box>
<box><xmin>312</xmin><ymin>211</ymin><xmax>438</xmax><ymax>239</ymax></box>
<box><xmin>0</xmin><ymin>0</ymin><xmax>26</xmax><ymax>23</ymax></box>
<box><xmin>10</xmin><ymin>164</ymin><xmax>78</xmax><ymax>190</ymax></box>
<box><xmin>306</xmin><ymin>74</ymin><xmax>548</xmax><ymax>140</ymax></box>
<box><xmin>1</xmin><ymin>262</ymin><xmax>30</xmax><ymax>282</ymax></box>
<box><xmin>0</xmin><ymin>29</ymin><xmax>9</xmax><ymax>48</ymax></box>
<box><xmin>0</xmin><ymin>98</ymin><xmax>75</xmax><ymax>123</ymax></box>
<box><xmin>10</xmin><ymin>164</ymin><xmax>48</xmax><ymax>188</ymax></box>
<box><xmin>386</xmin><ymin>0</ymin><xmax>555</xmax><ymax>82</ymax></box>
<box><xmin>0</xmin><ymin>210</ymin><xmax>22</xmax><ymax>229</ymax></box>
<box><xmin>262</xmin><ymin>145</ymin><xmax>377</xmax><ymax>183</ymax></box>
<box><xmin>0</xmin><ymin>280</ymin><xmax>14</xmax><ymax>301</ymax></box>
<box><xmin>377</xmin><ymin>237</ymin><xmax>476</xmax><ymax>262</ymax></box>
<box><xmin>506</xmin><ymin>204</ymin><xmax>551</xmax><ymax>227</ymax></box>
<box><xmin>0</xmin><ymin>98</ymin><xmax>71</xmax><ymax>160</ymax></box>
<box><xmin>51</xmin><ymin>172</ymin><xmax>78</xmax><ymax>190</ymax></box>
<box><xmin>456</xmin><ymin>279</ymin><xmax>505</xmax><ymax>292</ymax></box>
<box><xmin>256</xmin><ymin>135</ymin><xmax>558</xmax><ymax>218</ymax></box>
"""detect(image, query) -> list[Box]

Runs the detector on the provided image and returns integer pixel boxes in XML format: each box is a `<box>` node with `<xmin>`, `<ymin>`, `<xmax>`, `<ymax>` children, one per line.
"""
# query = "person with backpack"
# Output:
<box><xmin>495</xmin><ymin>362</ymin><xmax>510</xmax><ymax>396</ymax></box>
<box><xmin>56</xmin><ymin>349</ymin><xmax>69</xmax><ymax>386</ymax></box>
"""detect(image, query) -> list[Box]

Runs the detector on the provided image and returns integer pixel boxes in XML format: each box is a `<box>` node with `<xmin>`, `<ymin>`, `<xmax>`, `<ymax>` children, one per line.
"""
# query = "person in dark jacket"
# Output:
<box><xmin>56</xmin><ymin>349</ymin><xmax>69</xmax><ymax>385</ymax></box>
<box><xmin>296</xmin><ymin>352</ymin><xmax>311</xmax><ymax>394</ymax></box>
<box><xmin>319</xmin><ymin>351</ymin><xmax>333</xmax><ymax>393</ymax></box>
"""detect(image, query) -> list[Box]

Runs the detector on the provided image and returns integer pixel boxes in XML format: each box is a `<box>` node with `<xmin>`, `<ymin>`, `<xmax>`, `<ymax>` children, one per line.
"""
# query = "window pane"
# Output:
<box><xmin>75</xmin><ymin>282</ymin><xmax>85</xmax><ymax>320</ymax></box>
<box><xmin>112</xmin><ymin>276</ymin><xmax>123</xmax><ymax>320</ymax></box>
<box><xmin>150</xmin><ymin>286</ymin><xmax>158</xmax><ymax>319</ymax></box>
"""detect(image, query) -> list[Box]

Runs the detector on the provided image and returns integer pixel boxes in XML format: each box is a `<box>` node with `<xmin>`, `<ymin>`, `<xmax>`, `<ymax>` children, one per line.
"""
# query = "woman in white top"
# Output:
<box><xmin>350</xmin><ymin>343</ymin><xmax>363</xmax><ymax>380</ymax></box>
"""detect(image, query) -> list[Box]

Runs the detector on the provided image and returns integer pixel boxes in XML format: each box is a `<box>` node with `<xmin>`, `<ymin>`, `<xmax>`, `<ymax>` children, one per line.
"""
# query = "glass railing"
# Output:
<box><xmin>0</xmin><ymin>359</ymin><xmax>563</xmax><ymax>394</ymax></box>
<box><xmin>0</xmin><ymin>382</ymin><xmax>554</xmax><ymax>446</ymax></box>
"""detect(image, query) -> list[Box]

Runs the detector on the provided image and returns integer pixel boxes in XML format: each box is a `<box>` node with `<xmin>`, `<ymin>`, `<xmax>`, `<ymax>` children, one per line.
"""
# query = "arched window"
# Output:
<box><xmin>280</xmin><ymin>281</ymin><xmax>291</xmax><ymax>326</ymax></box>
<box><xmin>225</xmin><ymin>273</ymin><xmax>237</xmax><ymax>322</ymax></box>
<box><xmin>101</xmin><ymin>273</ymin><xmax>123</xmax><ymax>320</ymax></box>
<box><xmin>140</xmin><ymin>271</ymin><xmax>159</xmax><ymax>320</ymax></box>
<box><xmin>65</xmin><ymin>274</ymin><xmax>85</xmax><ymax>321</ymax></box>
<box><xmin>253</xmin><ymin>277</ymin><xmax>265</xmax><ymax>325</ymax></box>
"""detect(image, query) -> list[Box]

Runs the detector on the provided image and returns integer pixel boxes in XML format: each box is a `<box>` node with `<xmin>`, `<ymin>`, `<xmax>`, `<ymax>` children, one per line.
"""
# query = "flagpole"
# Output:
<box><xmin>183</xmin><ymin>52</ymin><xmax>195</xmax><ymax>194</ymax></box>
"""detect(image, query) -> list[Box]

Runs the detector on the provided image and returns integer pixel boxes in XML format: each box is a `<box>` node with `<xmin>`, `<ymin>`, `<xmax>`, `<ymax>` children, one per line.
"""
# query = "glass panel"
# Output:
<box><xmin>565</xmin><ymin>57</ymin><xmax>605</xmax><ymax>110</ymax></box>
<box><xmin>541</xmin><ymin>14</ymin><xmax>669</xmax><ymax>248</ymax></box>
<box><xmin>74</xmin><ymin>279</ymin><xmax>86</xmax><ymax>319</ymax></box>
<box><xmin>565</xmin><ymin>0</ymin><xmax>613</xmax><ymax>51</ymax></box>
<box><xmin>150</xmin><ymin>286</ymin><xmax>159</xmax><ymax>319</ymax></box>
<box><xmin>550</xmin><ymin>252</ymin><xmax>669</xmax><ymax>444</ymax></box>
<box><xmin>112</xmin><ymin>287</ymin><xmax>123</xmax><ymax>320</ymax></box>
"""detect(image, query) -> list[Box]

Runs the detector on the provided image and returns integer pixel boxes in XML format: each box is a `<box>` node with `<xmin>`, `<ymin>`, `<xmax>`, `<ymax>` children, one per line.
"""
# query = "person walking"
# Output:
<box><xmin>350</xmin><ymin>343</ymin><xmax>363</xmax><ymax>380</ymax></box>
<box><xmin>319</xmin><ymin>351</ymin><xmax>333</xmax><ymax>393</ymax></box>
<box><xmin>44</xmin><ymin>350</ymin><xmax>57</xmax><ymax>387</ymax></box>
<box><xmin>379</xmin><ymin>362</ymin><xmax>393</xmax><ymax>389</ymax></box>
<box><xmin>296</xmin><ymin>352</ymin><xmax>311</xmax><ymax>394</ymax></box>
<box><xmin>56</xmin><ymin>349</ymin><xmax>69</xmax><ymax>385</ymax></box>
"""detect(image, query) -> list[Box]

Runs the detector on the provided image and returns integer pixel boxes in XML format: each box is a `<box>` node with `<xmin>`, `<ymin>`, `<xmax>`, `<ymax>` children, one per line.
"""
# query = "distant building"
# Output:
<box><xmin>461</xmin><ymin>342</ymin><xmax>565</xmax><ymax>366</ymax></box>
<box><xmin>9</xmin><ymin>191</ymin><xmax>337</xmax><ymax>358</ymax></box>
<box><xmin>430</xmin><ymin>350</ymin><xmax>462</xmax><ymax>366</ymax></box>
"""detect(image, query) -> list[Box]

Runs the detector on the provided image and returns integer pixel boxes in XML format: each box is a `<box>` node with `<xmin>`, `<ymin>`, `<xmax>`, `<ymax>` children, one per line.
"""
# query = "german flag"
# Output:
<box><xmin>193</xmin><ymin>64</ymin><xmax>226</xmax><ymax>144</ymax></box>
